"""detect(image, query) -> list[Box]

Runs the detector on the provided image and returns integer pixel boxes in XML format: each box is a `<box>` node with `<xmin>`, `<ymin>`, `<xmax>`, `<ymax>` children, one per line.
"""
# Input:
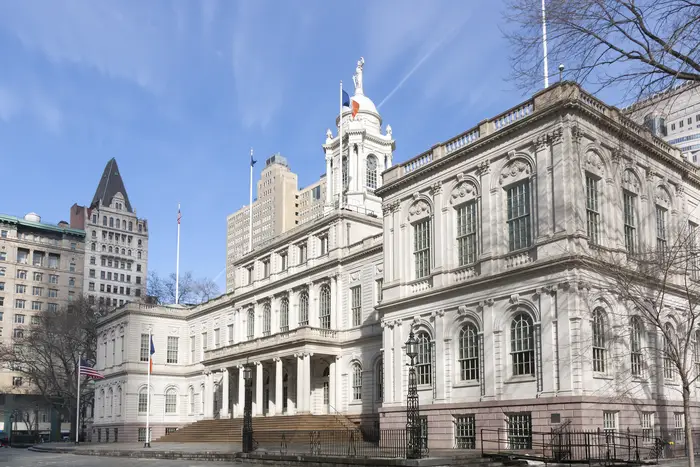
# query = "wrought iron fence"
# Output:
<box><xmin>249</xmin><ymin>428</ymin><xmax>406</xmax><ymax>458</ymax></box>
<box><xmin>480</xmin><ymin>428</ymin><xmax>664</xmax><ymax>464</ymax></box>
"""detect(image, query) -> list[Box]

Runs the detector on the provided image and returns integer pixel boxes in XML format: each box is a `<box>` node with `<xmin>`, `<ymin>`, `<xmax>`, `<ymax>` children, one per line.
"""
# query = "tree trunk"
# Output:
<box><xmin>684</xmin><ymin>385</ymin><xmax>695</xmax><ymax>467</ymax></box>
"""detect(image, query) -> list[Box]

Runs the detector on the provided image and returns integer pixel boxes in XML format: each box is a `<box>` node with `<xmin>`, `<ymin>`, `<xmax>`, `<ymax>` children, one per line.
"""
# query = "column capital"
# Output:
<box><xmin>273</xmin><ymin>357</ymin><xmax>282</xmax><ymax>363</ymax></box>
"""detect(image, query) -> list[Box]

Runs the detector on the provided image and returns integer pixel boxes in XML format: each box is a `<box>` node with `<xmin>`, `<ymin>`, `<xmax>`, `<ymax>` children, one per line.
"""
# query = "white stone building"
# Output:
<box><xmin>92</xmin><ymin>59</ymin><xmax>392</xmax><ymax>442</ymax></box>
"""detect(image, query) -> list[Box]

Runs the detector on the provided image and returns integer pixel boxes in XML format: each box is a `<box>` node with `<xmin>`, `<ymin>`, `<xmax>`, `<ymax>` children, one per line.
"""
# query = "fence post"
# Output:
<box><xmin>480</xmin><ymin>429</ymin><xmax>483</xmax><ymax>455</ymax></box>
<box><xmin>627</xmin><ymin>427</ymin><xmax>631</xmax><ymax>461</ymax></box>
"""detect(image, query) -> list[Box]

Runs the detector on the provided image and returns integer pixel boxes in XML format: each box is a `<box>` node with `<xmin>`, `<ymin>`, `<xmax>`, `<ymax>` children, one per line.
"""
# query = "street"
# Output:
<box><xmin>0</xmin><ymin>449</ymin><xmax>237</xmax><ymax>467</ymax></box>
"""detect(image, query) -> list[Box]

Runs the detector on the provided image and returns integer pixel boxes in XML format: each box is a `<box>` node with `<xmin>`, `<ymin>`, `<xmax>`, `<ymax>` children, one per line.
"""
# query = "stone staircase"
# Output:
<box><xmin>155</xmin><ymin>414</ymin><xmax>358</xmax><ymax>443</ymax></box>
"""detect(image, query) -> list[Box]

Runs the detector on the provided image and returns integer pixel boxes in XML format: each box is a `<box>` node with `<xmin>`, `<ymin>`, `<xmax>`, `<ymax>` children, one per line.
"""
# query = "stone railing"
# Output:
<box><xmin>203</xmin><ymin>325</ymin><xmax>341</xmax><ymax>361</ymax></box>
<box><xmin>453</xmin><ymin>265</ymin><xmax>478</xmax><ymax>283</ymax></box>
<box><xmin>381</xmin><ymin>82</ymin><xmax>681</xmax><ymax>185</ymax></box>
<box><xmin>408</xmin><ymin>276</ymin><xmax>433</xmax><ymax>294</ymax></box>
<box><xmin>505</xmin><ymin>249</ymin><xmax>536</xmax><ymax>268</ymax></box>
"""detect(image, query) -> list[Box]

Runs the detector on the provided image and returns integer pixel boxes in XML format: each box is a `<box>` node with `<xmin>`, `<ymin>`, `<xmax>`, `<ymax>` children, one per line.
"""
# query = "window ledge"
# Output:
<box><xmin>505</xmin><ymin>376</ymin><xmax>536</xmax><ymax>384</ymax></box>
<box><xmin>417</xmin><ymin>384</ymin><xmax>433</xmax><ymax>391</ymax></box>
<box><xmin>453</xmin><ymin>381</ymin><xmax>480</xmax><ymax>389</ymax></box>
<box><xmin>593</xmin><ymin>373</ymin><xmax>613</xmax><ymax>380</ymax></box>
<box><xmin>349</xmin><ymin>400</ymin><xmax>362</xmax><ymax>406</ymax></box>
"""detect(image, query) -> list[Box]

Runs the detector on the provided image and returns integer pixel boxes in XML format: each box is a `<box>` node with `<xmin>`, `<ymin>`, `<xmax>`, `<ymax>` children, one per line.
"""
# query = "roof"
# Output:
<box><xmin>0</xmin><ymin>214</ymin><xmax>85</xmax><ymax>237</ymax></box>
<box><xmin>91</xmin><ymin>158</ymin><xmax>133</xmax><ymax>213</ymax></box>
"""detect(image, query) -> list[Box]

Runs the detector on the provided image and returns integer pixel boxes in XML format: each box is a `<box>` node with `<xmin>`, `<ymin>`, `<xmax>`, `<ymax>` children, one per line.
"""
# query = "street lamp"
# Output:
<box><xmin>405</xmin><ymin>331</ymin><xmax>422</xmax><ymax>459</ymax></box>
<box><xmin>242</xmin><ymin>365</ymin><xmax>254</xmax><ymax>453</ymax></box>
<box><xmin>8</xmin><ymin>414</ymin><xmax>13</xmax><ymax>448</ymax></box>
<box><xmin>34</xmin><ymin>403</ymin><xmax>39</xmax><ymax>443</ymax></box>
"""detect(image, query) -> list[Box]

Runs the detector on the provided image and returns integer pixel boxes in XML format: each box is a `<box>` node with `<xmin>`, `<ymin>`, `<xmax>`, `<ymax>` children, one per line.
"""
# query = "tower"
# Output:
<box><xmin>323</xmin><ymin>58</ymin><xmax>395</xmax><ymax>216</ymax></box>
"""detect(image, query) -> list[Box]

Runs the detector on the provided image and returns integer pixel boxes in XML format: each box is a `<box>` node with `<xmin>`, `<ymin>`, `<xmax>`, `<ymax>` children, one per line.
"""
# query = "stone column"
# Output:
<box><xmin>303</xmin><ymin>353</ymin><xmax>312</xmax><ymax>413</ymax></box>
<box><xmin>204</xmin><ymin>372</ymin><xmax>214</xmax><ymax>418</ymax></box>
<box><xmin>237</xmin><ymin>366</ymin><xmax>245</xmax><ymax>418</ymax></box>
<box><xmin>430</xmin><ymin>183</ymin><xmax>444</xmax><ymax>285</ymax></box>
<box><xmin>274</xmin><ymin>358</ymin><xmax>283</xmax><ymax>416</ymax></box>
<box><xmin>382</xmin><ymin>321</ymin><xmax>395</xmax><ymax>404</ymax></box>
<box><xmin>255</xmin><ymin>362</ymin><xmax>263</xmax><ymax>416</ymax></box>
<box><xmin>329</xmin><ymin>358</ymin><xmax>337</xmax><ymax>410</ymax></box>
<box><xmin>220</xmin><ymin>368</ymin><xmax>230</xmax><ymax>418</ymax></box>
<box><xmin>434</xmin><ymin>310</ymin><xmax>446</xmax><ymax>402</ymax></box>
<box><xmin>295</xmin><ymin>354</ymin><xmax>304</xmax><ymax>413</ymax></box>
<box><xmin>325</xmin><ymin>155</ymin><xmax>333</xmax><ymax>205</ymax></box>
<box><xmin>534</xmin><ymin>135</ymin><xmax>552</xmax><ymax>239</ymax></box>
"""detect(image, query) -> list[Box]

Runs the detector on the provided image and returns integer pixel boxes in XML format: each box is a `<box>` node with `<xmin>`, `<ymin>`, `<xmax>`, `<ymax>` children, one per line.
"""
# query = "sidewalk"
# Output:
<box><xmin>30</xmin><ymin>442</ymin><xmax>243</xmax><ymax>461</ymax></box>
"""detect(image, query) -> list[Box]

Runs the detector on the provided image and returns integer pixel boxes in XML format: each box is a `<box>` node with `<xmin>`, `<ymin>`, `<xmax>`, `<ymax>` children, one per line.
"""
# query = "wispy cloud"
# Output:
<box><xmin>0</xmin><ymin>88</ymin><xmax>19</xmax><ymax>122</ymax></box>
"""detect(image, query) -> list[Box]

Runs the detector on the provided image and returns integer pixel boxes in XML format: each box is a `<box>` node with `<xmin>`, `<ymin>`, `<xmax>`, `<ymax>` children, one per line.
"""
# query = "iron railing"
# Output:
<box><xmin>250</xmin><ymin>428</ymin><xmax>406</xmax><ymax>458</ymax></box>
<box><xmin>479</xmin><ymin>428</ymin><xmax>669</xmax><ymax>464</ymax></box>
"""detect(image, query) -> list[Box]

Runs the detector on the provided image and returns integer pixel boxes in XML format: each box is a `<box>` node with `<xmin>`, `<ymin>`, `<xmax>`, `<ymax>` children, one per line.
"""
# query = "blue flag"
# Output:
<box><xmin>342</xmin><ymin>90</ymin><xmax>351</xmax><ymax>108</ymax></box>
<box><xmin>250</xmin><ymin>153</ymin><xmax>257</xmax><ymax>167</ymax></box>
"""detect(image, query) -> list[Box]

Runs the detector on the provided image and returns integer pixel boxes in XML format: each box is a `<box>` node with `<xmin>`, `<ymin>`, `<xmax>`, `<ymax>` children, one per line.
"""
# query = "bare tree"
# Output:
<box><xmin>147</xmin><ymin>271</ymin><xmax>220</xmax><ymax>305</ymax></box>
<box><xmin>0</xmin><ymin>296</ymin><xmax>98</xmax><ymax>441</ymax></box>
<box><xmin>583</xmin><ymin>221</ymin><xmax>700</xmax><ymax>466</ymax></box>
<box><xmin>504</xmin><ymin>0</ymin><xmax>700</xmax><ymax>100</ymax></box>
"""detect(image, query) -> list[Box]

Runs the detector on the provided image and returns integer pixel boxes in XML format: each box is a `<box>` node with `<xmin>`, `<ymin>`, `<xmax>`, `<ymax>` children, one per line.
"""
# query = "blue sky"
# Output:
<box><xmin>0</xmin><ymin>0</ymin><xmax>554</xmax><ymax>292</ymax></box>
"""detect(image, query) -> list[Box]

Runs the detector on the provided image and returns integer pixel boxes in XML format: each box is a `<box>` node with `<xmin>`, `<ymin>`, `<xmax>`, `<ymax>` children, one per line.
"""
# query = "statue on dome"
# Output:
<box><xmin>353</xmin><ymin>57</ymin><xmax>365</xmax><ymax>95</ymax></box>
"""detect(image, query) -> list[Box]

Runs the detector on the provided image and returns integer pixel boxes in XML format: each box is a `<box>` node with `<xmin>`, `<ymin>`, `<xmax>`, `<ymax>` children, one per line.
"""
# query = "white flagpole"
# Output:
<box><xmin>75</xmin><ymin>357</ymin><xmax>80</xmax><ymax>444</ymax></box>
<box><xmin>542</xmin><ymin>0</ymin><xmax>549</xmax><ymax>88</ymax></box>
<box><xmin>339</xmin><ymin>81</ymin><xmax>343</xmax><ymax>208</ymax></box>
<box><xmin>249</xmin><ymin>148</ymin><xmax>254</xmax><ymax>252</ymax></box>
<box><xmin>175</xmin><ymin>203</ymin><xmax>181</xmax><ymax>305</ymax></box>
<box><xmin>145</xmin><ymin>329</ymin><xmax>152</xmax><ymax>447</ymax></box>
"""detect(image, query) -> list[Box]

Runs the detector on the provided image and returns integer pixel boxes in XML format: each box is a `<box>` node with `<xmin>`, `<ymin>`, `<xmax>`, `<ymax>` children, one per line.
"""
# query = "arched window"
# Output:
<box><xmin>352</xmin><ymin>363</ymin><xmax>362</xmax><ymax>400</ymax></box>
<box><xmin>511</xmin><ymin>313</ymin><xmax>535</xmax><ymax>376</ymax></box>
<box><xmin>319</xmin><ymin>285</ymin><xmax>331</xmax><ymax>329</ymax></box>
<box><xmin>280</xmin><ymin>297</ymin><xmax>289</xmax><ymax>332</ymax></box>
<box><xmin>342</xmin><ymin>156</ymin><xmax>349</xmax><ymax>189</ymax></box>
<box><xmin>128</xmin><ymin>249</ymin><xmax>132</xmax><ymax>256</ymax></box>
<box><xmin>631</xmin><ymin>317</ymin><xmax>643</xmax><ymax>376</ymax></box>
<box><xmin>117</xmin><ymin>386</ymin><xmax>122</xmax><ymax>415</ymax></box>
<box><xmin>263</xmin><ymin>303</ymin><xmax>271</xmax><ymax>336</ymax></box>
<box><xmin>121</xmin><ymin>248</ymin><xmax>125</xmax><ymax>255</ymax></box>
<box><xmin>458</xmin><ymin>324</ymin><xmax>479</xmax><ymax>381</ymax></box>
<box><xmin>299</xmin><ymin>292</ymin><xmax>309</xmax><ymax>326</ymax></box>
<box><xmin>116</xmin><ymin>219</ymin><xmax>120</xmax><ymax>229</ymax></box>
<box><xmin>189</xmin><ymin>386</ymin><xmax>195</xmax><ymax>414</ymax></box>
<box><xmin>138</xmin><ymin>239</ymin><xmax>142</xmax><ymax>247</ymax></box>
<box><xmin>108</xmin><ymin>246</ymin><xmax>113</xmax><ymax>253</ymax></box>
<box><xmin>247</xmin><ymin>308</ymin><xmax>255</xmax><ymax>339</ymax></box>
<box><xmin>137</xmin><ymin>251</ymin><xmax>142</xmax><ymax>259</ymax></box>
<box><xmin>92</xmin><ymin>230</ymin><xmax>97</xmax><ymax>238</ymax></box>
<box><xmin>100</xmin><ymin>389</ymin><xmax>105</xmax><ymax>417</ymax></box>
<box><xmin>91</xmin><ymin>243</ymin><xmax>96</xmax><ymax>251</ymax></box>
<box><xmin>109</xmin><ymin>217</ymin><xmax>114</xmax><ymax>227</ymax></box>
<box><xmin>416</xmin><ymin>332</ymin><xmax>432</xmax><ymax>385</ymax></box>
<box><xmin>128</xmin><ymin>221</ymin><xmax>133</xmax><ymax>231</ymax></box>
<box><xmin>366</xmin><ymin>154</ymin><xmax>378</xmax><ymax>189</ymax></box>
<box><xmin>165</xmin><ymin>388</ymin><xmax>177</xmax><ymax>414</ymax></box>
<box><xmin>107</xmin><ymin>388</ymin><xmax>113</xmax><ymax>416</ymax></box>
<box><xmin>103</xmin><ymin>216</ymin><xmax>107</xmax><ymax>226</ymax></box>
<box><xmin>138</xmin><ymin>388</ymin><xmax>148</xmax><ymax>413</ymax></box>
<box><xmin>663</xmin><ymin>323</ymin><xmax>675</xmax><ymax>379</ymax></box>
<box><xmin>376</xmin><ymin>359</ymin><xmax>383</xmax><ymax>401</ymax></box>
<box><xmin>592</xmin><ymin>308</ymin><xmax>607</xmax><ymax>373</ymax></box>
<box><xmin>414</xmin><ymin>219</ymin><xmax>431</xmax><ymax>278</ymax></box>
<box><xmin>102</xmin><ymin>245</ymin><xmax>106</xmax><ymax>252</ymax></box>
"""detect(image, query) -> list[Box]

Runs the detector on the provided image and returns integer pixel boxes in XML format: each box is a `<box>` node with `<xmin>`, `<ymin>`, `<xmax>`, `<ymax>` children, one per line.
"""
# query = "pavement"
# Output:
<box><xmin>0</xmin><ymin>447</ymin><xmax>243</xmax><ymax>467</ymax></box>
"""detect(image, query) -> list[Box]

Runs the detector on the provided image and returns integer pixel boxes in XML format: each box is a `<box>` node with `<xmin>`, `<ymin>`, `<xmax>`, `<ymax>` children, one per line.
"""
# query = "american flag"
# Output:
<box><xmin>79</xmin><ymin>359</ymin><xmax>104</xmax><ymax>380</ymax></box>
<box><xmin>177</xmin><ymin>208</ymin><xmax>181</xmax><ymax>225</ymax></box>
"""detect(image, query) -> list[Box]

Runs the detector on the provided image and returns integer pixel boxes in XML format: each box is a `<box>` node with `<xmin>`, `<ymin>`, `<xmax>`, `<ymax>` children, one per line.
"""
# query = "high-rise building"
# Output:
<box><xmin>70</xmin><ymin>158</ymin><xmax>149</xmax><ymax>308</ymax></box>
<box><xmin>0</xmin><ymin>211</ymin><xmax>85</xmax><ymax>434</ymax></box>
<box><xmin>626</xmin><ymin>82</ymin><xmax>700</xmax><ymax>163</ymax></box>
<box><xmin>296</xmin><ymin>175</ymin><xmax>327</xmax><ymax>225</ymax></box>
<box><xmin>226</xmin><ymin>154</ymin><xmax>300</xmax><ymax>291</ymax></box>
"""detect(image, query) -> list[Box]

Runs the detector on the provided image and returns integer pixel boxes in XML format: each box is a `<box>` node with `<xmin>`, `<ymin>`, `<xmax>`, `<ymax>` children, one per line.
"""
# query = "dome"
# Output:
<box><xmin>352</xmin><ymin>93</ymin><xmax>378</xmax><ymax>115</ymax></box>
<box><xmin>24</xmin><ymin>212</ymin><xmax>41</xmax><ymax>222</ymax></box>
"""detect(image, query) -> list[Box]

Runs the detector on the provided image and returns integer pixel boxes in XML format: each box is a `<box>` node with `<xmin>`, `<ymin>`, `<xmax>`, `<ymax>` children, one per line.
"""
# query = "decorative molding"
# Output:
<box><xmin>621</xmin><ymin>169</ymin><xmax>641</xmax><ymax>193</ymax></box>
<box><xmin>655</xmin><ymin>185</ymin><xmax>671</xmax><ymax>207</ymax></box>
<box><xmin>646</xmin><ymin>168</ymin><xmax>657</xmax><ymax>182</ymax></box>
<box><xmin>549</xmin><ymin>127</ymin><xmax>564</xmax><ymax>145</ymax></box>
<box><xmin>509</xmin><ymin>293</ymin><xmax>520</xmax><ymax>305</ymax></box>
<box><xmin>499</xmin><ymin>159</ymin><xmax>532</xmax><ymax>185</ymax></box>
<box><xmin>430</xmin><ymin>182</ymin><xmax>442</xmax><ymax>195</ymax></box>
<box><xmin>583</xmin><ymin>150</ymin><xmax>604</xmax><ymax>175</ymax></box>
<box><xmin>168</xmin><ymin>326</ymin><xmax>179</xmax><ymax>336</ymax></box>
<box><xmin>477</xmin><ymin>298</ymin><xmax>495</xmax><ymax>310</ymax></box>
<box><xmin>570</xmin><ymin>125</ymin><xmax>583</xmax><ymax>144</ymax></box>
<box><xmin>349</xmin><ymin>271</ymin><xmax>361</xmax><ymax>282</ymax></box>
<box><xmin>534</xmin><ymin>134</ymin><xmax>547</xmax><ymax>150</ymax></box>
<box><xmin>449</xmin><ymin>180</ymin><xmax>478</xmax><ymax>205</ymax></box>
<box><xmin>430</xmin><ymin>309</ymin><xmax>445</xmax><ymax>319</ymax></box>
<box><xmin>390</xmin><ymin>200</ymin><xmax>400</xmax><ymax>213</ymax></box>
<box><xmin>407</xmin><ymin>199</ymin><xmax>432</xmax><ymax>222</ymax></box>
<box><xmin>476</xmin><ymin>160</ymin><xmax>491</xmax><ymax>176</ymax></box>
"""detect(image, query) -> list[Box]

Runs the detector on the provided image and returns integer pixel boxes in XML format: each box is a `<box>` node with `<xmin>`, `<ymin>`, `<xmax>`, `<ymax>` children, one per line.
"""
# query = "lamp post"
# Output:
<box><xmin>405</xmin><ymin>331</ymin><xmax>422</xmax><ymax>459</ymax></box>
<box><xmin>242</xmin><ymin>365</ymin><xmax>254</xmax><ymax>453</ymax></box>
<box><xmin>34</xmin><ymin>403</ymin><xmax>39</xmax><ymax>443</ymax></box>
<box><xmin>8</xmin><ymin>414</ymin><xmax>13</xmax><ymax>448</ymax></box>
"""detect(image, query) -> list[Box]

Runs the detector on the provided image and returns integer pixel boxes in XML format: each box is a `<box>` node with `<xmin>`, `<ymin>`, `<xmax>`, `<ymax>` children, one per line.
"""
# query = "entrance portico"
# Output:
<box><xmin>206</xmin><ymin>350</ymin><xmax>340</xmax><ymax>419</ymax></box>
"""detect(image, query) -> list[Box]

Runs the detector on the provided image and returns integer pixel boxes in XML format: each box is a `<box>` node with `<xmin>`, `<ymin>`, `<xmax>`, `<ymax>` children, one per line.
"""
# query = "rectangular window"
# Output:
<box><xmin>0</xmin><ymin>252</ymin><xmax>5</xmax><ymax>262</ymax></box>
<box><xmin>262</xmin><ymin>259</ymin><xmax>270</xmax><ymax>279</ymax></box>
<box><xmin>603</xmin><ymin>411</ymin><xmax>618</xmax><ymax>434</ymax></box>
<box><xmin>507</xmin><ymin>413</ymin><xmax>532</xmax><ymax>450</ymax></box>
<box><xmin>48</xmin><ymin>303</ymin><xmax>58</xmax><ymax>312</ymax></box>
<box><xmin>414</xmin><ymin>219</ymin><xmax>431</xmax><ymax>278</ymax></box>
<box><xmin>33</xmin><ymin>272</ymin><xmax>42</xmax><ymax>281</ymax></box>
<box><xmin>17</xmin><ymin>249</ymin><xmax>28</xmax><ymax>264</ymax></box>
<box><xmin>456</xmin><ymin>201</ymin><xmax>478</xmax><ymax>265</ymax></box>
<box><xmin>14</xmin><ymin>314</ymin><xmax>25</xmax><ymax>324</ymax></box>
<box><xmin>69</xmin><ymin>262</ymin><xmax>76</xmax><ymax>272</ymax></box>
<box><xmin>586</xmin><ymin>175</ymin><xmax>600</xmax><ymax>245</ymax></box>
<box><xmin>201</xmin><ymin>332</ymin><xmax>208</xmax><ymax>359</ymax></box>
<box><xmin>299</xmin><ymin>243</ymin><xmax>308</xmax><ymax>264</ymax></box>
<box><xmin>351</xmin><ymin>285</ymin><xmax>362</xmax><ymax>327</ymax></box>
<box><xmin>246</xmin><ymin>265</ymin><xmax>254</xmax><ymax>285</ymax></box>
<box><xmin>49</xmin><ymin>274</ymin><xmax>58</xmax><ymax>284</ymax></box>
<box><xmin>12</xmin><ymin>376</ymin><xmax>22</xmax><ymax>387</ymax></box>
<box><xmin>15</xmin><ymin>284</ymin><xmax>26</xmax><ymax>294</ymax></box>
<box><xmin>507</xmin><ymin>181</ymin><xmax>531</xmax><ymax>251</ymax></box>
<box><xmin>454</xmin><ymin>415</ymin><xmax>476</xmax><ymax>449</ymax></box>
<box><xmin>641</xmin><ymin>412</ymin><xmax>654</xmax><ymax>442</ymax></box>
<box><xmin>13</xmin><ymin>328</ymin><xmax>23</xmax><ymax>338</ymax></box>
<box><xmin>623</xmin><ymin>191</ymin><xmax>637</xmax><ymax>254</ymax></box>
<box><xmin>138</xmin><ymin>394</ymin><xmax>148</xmax><ymax>414</ymax></box>
<box><xmin>17</xmin><ymin>269</ymin><xmax>27</xmax><ymax>279</ymax></box>
<box><xmin>15</xmin><ymin>300</ymin><xmax>25</xmax><ymax>309</ymax></box>
<box><xmin>656</xmin><ymin>206</ymin><xmax>667</xmax><ymax>253</ymax></box>
<box><xmin>190</xmin><ymin>335</ymin><xmax>196</xmax><ymax>364</ymax></box>
<box><xmin>319</xmin><ymin>235</ymin><xmax>329</xmax><ymax>255</ymax></box>
<box><xmin>166</xmin><ymin>336</ymin><xmax>179</xmax><ymax>364</ymax></box>
<box><xmin>32</xmin><ymin>286</ymin><xmax>42</xmax><ymax>296</ymax></box>
<box><xmin>139</xmin><ymin>334</ymin><xmax>149</xmax><ymax>362</ymax></box>
<box><xmin>674</xmin><ymin>413</ymin><xmax>685</xmax><ymax>443</ymax></box>
<box><xmin>376</xmin><ymin>278</ymin><xmax>383</xmax><ymax>304</ymax></box>
<box><xmin>227</xmin><ymin>323</ymin><xmax>234</xmax><ymax>344</ymax></box>
<box><xmin>48</xmin><ymin>288</ymin><xmax>58</xmax><ymax>298</ymax></box>
<box><xmin>280</xmin><ymin>251</ymin><xmax>288</xmax><ymax>271</ymax></box>
<box><xmin>214</xmin><ymin>328</ymin><xmax>220</xmax><ymax>347</ymax></box>
<box><xmin>0</xmin><ymin>230</ymin><xmax>6</xmax><ymax>238</ymax></box>
<box><xmin>31</xmin><ymin>301</ymin><xmax>41</xmax><ymax>311</ymax></box>
<box><xmin>48</xmin><ymin>254</ymin><xmax>60</xmax><ymax>269</ymax></box>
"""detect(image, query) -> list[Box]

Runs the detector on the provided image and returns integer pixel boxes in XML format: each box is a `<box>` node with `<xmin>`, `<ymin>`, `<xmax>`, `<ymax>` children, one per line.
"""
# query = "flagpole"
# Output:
<box><xmin>75</xmin><ymin>356</ymin><xmax>80</xmax><ymax>445</ymax></box>
<box><xmin>175</xmin><ymin>203</ymin><xmax>181</xmax><ymax>305</ymax></box>
<box><xmin>145</xmin><ymin>328</ymin><xmax>152</xmax><ymax>448</ymax></box>
<box><xmin>339</xmin><ymin>81</ymin><xmax>343</xmax><ymax>208</ymax></box>
<box><xmin>542</xmin><ymin>0</ymin><xmax>549</xmax><ymax>88</ymax></box>
<box><xmin>249</xmin><ymin>148</ymin><xmax>254</xmax><ymax>253</ymax></box>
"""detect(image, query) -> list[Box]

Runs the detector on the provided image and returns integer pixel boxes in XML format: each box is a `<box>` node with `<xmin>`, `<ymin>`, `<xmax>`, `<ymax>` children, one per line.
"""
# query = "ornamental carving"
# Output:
<box><xmin>500</xmin><ymin>159</ymin><xmax>532</xmax><ymax>185</ymax></box>
<box><xmin>476</xmin><ymin>160</ymin><xmax>491</xmax><ymax>176</ymax></box>
<box><xmin>350</xmin><ymin>271</ymin><xmax>361</xmax><ymax>282</ymax></box>
<box><xmin>534</xmin><ymin>134</ymin><xmax>548</xmax><ymax>150</ymax></box>
<box><xmin>646</xmin><ymin>168</ymin><xmax>657</xmax><ymax>182</ymax></box>
<box><xmin>407</xmin><ymin>199</ymin><xmax>432</xmax><ymax>222</ymax></box>
<box><xmin>430</xmin><ymin>182</ymin><xmax>442</xmax><ymax>195</ymax></box>
<box><xmin>676</xmin><ymin>184</ymin><xmax>685</xmax><ymax>198</ymax></box>
<box><xmin>655</xmin><ymin>185</ymin><xmax>671</xmax><ymax>207</ymax></box>
<box><xmin>621</xmin><ymin>169</ymin><xmax>641</xmax><ymax>193</ymax></box>
<box><xmin>570</xmin><ymin>125</ymin><xmax>583</xmax><ymax>143</ymax></box>
<box><xmin>382</xmin><ymin>203</ymin><xmax>392</xmax><ymax>217</ymax></box>
<box><xmin>583</xmin><ymin>150</ymin><xmax>604</xmax><ymax>176</ymax></box>
<box><xmin>549</xmin><ymin>127</ymin><xmax>563</xmax><ymax>145</ymax></box>
<box><xmin>510</xmin><ymin>293</ymin><xmax>520</xmax><ymax>304</ymax></box>
<box><xmin>449</xmin><ymin>181</ymin><xmax>478</xmax><ymax>205</ymax></box>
